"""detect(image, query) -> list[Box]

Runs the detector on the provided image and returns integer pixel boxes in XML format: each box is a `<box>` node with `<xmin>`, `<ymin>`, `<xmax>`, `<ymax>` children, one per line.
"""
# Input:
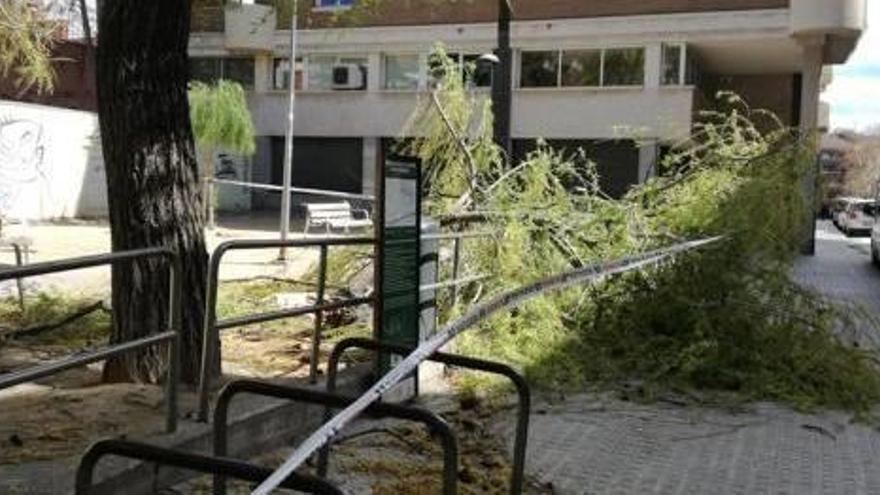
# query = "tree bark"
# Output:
<box><xmin>96</xmin><ymin>0</ymin><xmax>210</xmax><ymax>384</ymax></box>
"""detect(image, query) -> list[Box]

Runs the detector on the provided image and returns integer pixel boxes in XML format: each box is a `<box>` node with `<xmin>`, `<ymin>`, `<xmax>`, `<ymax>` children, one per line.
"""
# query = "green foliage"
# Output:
<box><xmin>188</xmin><ymin>80</ymin><xmax>256</xmax><ymax>156</ymax></box>
<box><xmin>0</xmin><ymin>0</ymin><xmax>57</xmax><ymax>93</ymax></box>
<box><xmin>0</xmin><ymin>292</ymin><xmax>110</xmax><ymax>348</ymax></box>
<box><xmin>405</xmin><ymin>47</ymin><xmax>880</xmax><ymax>414</ymax></box>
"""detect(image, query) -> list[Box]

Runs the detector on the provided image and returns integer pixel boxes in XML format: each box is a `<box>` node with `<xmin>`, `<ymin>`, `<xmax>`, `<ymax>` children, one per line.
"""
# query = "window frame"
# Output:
<box><xmin>304</xmin><ymin>53</ymin><xmax>368</xmax><ymax>91</ymax></box>
<box><xmin>519</xmin><ymin>50</ymin><xmax>562</xmax><ymax>88</ymax></box>
<box><xmin>272</xmin><ymin>56</ymin><xmax>305</xmax><ymax>91</ymax></box>
<box><xmin>517</xmin><ymin>46</ymin><xmax>648</xmax><ymax>90</ymax></box>
<box><xmin>382</xmin><ymin>53</ymin><xmax>422</xmax><ymax>91</ymax></box>
<box><xmin>313</xmin><ymin>0</ymin><xmax>354</xmax><ymax>11</ymax></box>
<box><xmin>661</xmin><ymin>42</ymin><xmax>687</xmax><ymax>87</ymax></box>
<box><xmin>189</xmin><ymin>56</ymin><xmax>255</xmax><ymax>90</ymax></box>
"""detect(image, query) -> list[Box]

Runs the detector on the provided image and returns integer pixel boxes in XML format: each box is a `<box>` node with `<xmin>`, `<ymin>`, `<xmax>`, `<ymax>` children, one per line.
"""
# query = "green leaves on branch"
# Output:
<box><xmin>0</xmin><ymin>0</ymin><xmax>57</xmax><ymax>94</ymax></box>
<box><xmin>408</xmin><ymin>46</ymin><xmax>880</xmax><ymax>414</ymax></box>
<box><xmin>188</xmin><ymin>80</ymin><xmax>256</xmax><ymax>156</ymax></box>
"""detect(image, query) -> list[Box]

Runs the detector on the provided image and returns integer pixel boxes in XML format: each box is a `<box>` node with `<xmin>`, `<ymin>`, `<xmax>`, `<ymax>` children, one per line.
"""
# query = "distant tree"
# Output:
<box><xmin>0</xmin><ymin>0</ymin><xmax>58</xmax><ymax>93</ymax></box>
<box><xmin>843</xmin><ymin>135</ymin><xmax>880</xmax><ymax>197</ymax></box>
<box><xmin>189</xmin><ymin>80</ymin><xmax>256</xmax><ymax>229</ymax></box>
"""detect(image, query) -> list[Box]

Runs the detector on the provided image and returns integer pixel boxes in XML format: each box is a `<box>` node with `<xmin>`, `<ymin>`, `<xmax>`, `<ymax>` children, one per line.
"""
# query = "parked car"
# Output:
<box><xmin>830</xmin><ymin>197</ymin><xmax>852</xmax><ymax>229</ymax></box>
<box><xmin>840</xmin><ymin>199</ymin><xmax>875</xmax><ymax>237</ymax></box>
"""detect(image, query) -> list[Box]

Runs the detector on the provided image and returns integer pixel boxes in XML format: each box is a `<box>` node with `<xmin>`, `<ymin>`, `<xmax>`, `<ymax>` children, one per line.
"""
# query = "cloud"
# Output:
<box><xmin>823</xmin><ymin>1</ymin><xmax>880</xmax><ymax>131</ymax></box>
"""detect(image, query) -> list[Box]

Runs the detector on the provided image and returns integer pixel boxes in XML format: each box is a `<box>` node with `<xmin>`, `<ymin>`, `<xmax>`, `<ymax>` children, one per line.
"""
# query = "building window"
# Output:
<box><xmin>190</xmin><ymin>58</ymin><xmax>221</xmax><ymax>84</ymax></box>
<box><xmin>561</xmin><ymin>50</ymin><xmax>601</xmax><ymax>87</ymax></box>
<box><xmin>384</xmin><ymin>54</ymin><xmax>420</xmax><ymax>90</ymax></box>
<box><xmin>223</xmin><ymin>58</ymin><xmax>256</xmax><ymax>88</ymax></box>
<box><xmin>520</xmin><ymin>51</ymin><xmax>559</xmax><ymax>88</ymax></box>
<box><xmin>307</xmin><ymin>55</ymin><xmax>367</xmax><ymax>90</ymax></box>
<box><xmin>602</xmin><ymin>48</ymin><xmax>644</xmax><ymax>86</ymax></box>
<box><xmin>189</xmin><ymin>57</ymin><xmax>255</xmax><ymax>89</ymax></box>
<box><xmin>520</xmin><ymin>47</ymin><xmax>644</xmax><ymax>89</ymax></box>
<box><xmin>314</xmin><ymin>0</ymin><xmax>353</xmax><ymax>9</ymax></box>
<box><xmin>273</xmin><ymin>57</ymin><xmax>304</xmax><ymax>90</ymax></box>
<box><xmin>661</xmin><ymin>44</ymin><xmax>683</xmax><ymax>86</ymax></box>
<box><xmin>462</xmin><ymin>54</ymin><xmax>493</xmax><ymax>88</ymax></box>
<box><xmin>427</xmin><ymin>52</ymin><xmax>492</xmax><ymax>88</ymax></box>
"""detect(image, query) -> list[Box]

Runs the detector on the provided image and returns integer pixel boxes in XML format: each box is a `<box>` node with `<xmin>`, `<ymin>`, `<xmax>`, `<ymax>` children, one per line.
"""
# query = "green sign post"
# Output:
<box><xmin>375</xmin><ymin>154</ymin><xmax>422</xmax><ymax>373</ymax></box>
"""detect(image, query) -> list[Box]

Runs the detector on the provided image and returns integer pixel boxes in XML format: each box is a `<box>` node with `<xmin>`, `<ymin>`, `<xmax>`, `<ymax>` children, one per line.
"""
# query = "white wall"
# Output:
<box><xmin>249</xmin><ymin>87</ymin><xmax>694</xmax><ymax>140</ymax></box>
<box><xmin>0</xmin><ymin>100</ymin><xmax>107</xmax><ymax>220</ymax></box>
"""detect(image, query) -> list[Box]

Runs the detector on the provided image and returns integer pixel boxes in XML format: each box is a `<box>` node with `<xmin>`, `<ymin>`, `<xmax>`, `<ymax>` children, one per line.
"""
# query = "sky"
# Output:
<box><xmin>822</xmin><ymin>1</ymin><xmax>880</xmax><ymax>132</ymax></box>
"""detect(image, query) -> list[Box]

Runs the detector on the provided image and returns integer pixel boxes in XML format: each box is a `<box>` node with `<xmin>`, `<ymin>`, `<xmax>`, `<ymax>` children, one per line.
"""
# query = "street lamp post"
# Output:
<box><xmin>279</xmin><ymin>0</ymin><xmax>298</xmax><ymax>260</ymax></box>
<box><xmin>492</xmin><ymin>0</ymin><xmax>513</xmax><ymax>163</ymax></box>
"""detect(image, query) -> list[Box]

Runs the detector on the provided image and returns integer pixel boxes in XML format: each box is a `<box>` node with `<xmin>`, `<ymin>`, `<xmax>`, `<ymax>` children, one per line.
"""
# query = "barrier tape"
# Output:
<box><xmin>252</xmin><ymin>236</ymin><xmax>724</xmax><ymax>494</ymax></box>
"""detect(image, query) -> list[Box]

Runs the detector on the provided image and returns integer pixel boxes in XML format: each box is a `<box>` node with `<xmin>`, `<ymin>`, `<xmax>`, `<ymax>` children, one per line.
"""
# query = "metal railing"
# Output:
<box><xmin>196</xmin><ymin>237</ymin><xmax>375</xmax><ymax>421</ymax></box>
<box><xmin>253</xmin><ymin>237</ymin><xmax>724</xmax><ymax>493</ymax></box>
<box><xmin>322</xmin><ymin>337</ymin><xmax>530</xmax><ymax>495</ymax></box>
<box><xmin>75</xmin><ymin>439</ymin><xmax>342</xmax><ymax>495</ymax></box>
<box><xmin>421</xmin><ymin>230</ymin><xmax>495</xmax><ymax>303</ymax></box>
<box><xmin>0</xmin><ymin>248</ymin><xmax>182</xmax><ymax>432</ymax></box>
<box><xmin>212</xmin><ymin>380</ymin><xmax>457</xmax><ymax>495</ymax></box>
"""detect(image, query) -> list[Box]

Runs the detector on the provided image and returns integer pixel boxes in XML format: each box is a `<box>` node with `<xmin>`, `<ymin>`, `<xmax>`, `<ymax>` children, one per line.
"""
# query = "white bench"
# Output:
<box><xmin>303</xmin><ymin>202</ymin><xmax>372</xmax><ymax>234</ymax></box>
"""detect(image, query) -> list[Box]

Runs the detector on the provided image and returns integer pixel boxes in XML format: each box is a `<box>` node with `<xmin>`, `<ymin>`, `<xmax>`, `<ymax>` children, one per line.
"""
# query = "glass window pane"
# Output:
<box><xmin>189</xmin><ymin>57</ymin><xmax>221</xmax><ymax>84</ymax></box>
<box><xmin>520</xmin><ymin>51</ymin><xmax>559</xmax><ymax>88</ymax></box>
<box><xmin>273</xmin><ymin>57</ymin><xmax>304</xmax><ymax>90</ymax></box>
<box><xmin>661</xmin><ymin>44</ymin><xmax>682</xmax><ymax>86</ymax></box>
<box><xmin>315</xmin><ymin>0</ymin><xmax>354</xmax><ymax>7</ymax></box>
<box><xmin>308</xmin><ymin>55</ymin><xmax>336</xmax><ymax>90</ymax></box>
<box><xmin>384</xmin><ymin>54</ymin><xmax>420</xmax><ymax>90</ymax></box>
<box><xmin>561</xmin><ymin>50</ymin><xmax>601</xmax><ymax>87</ymax></box>
<box><xmin>602</xmin><ymin>48</ymin><xmax>644</xmax><ymax>86</ymax></box>
<box><xmin>222</xmin><ymin>58</ymin><xmax>255</xmax><ymax>89</ymax></box>
<box><xmin>463</xmin><ymin>54</ymin><xmax>492</xmax><ymax>88</ymax></box>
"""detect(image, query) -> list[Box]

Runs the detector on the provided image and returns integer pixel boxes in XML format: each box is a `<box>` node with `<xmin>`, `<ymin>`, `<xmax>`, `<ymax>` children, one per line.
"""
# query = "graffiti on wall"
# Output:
<box><xmin>0</xmin><ymin>118</ymin><xmax>50</xmax><ymax>215</ymax></box>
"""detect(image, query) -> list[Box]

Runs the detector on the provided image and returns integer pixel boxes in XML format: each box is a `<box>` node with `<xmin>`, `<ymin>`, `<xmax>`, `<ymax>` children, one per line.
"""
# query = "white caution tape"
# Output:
<box><xmin>252</xmin><ymin>236</ymin><xmax>724</xmax><ymax>494</ymax></box>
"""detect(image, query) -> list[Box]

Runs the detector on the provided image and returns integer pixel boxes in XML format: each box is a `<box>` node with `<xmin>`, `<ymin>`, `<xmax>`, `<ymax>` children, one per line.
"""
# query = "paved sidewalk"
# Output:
<box><xmin>509</xmin><ymin>223</ymin><xmax>880</xmax><ymax>495</ymax></box>
<box><xmin>794</xmin><ymin>221</ymin><xmax>880</xmax><ymax>349</ymax></box>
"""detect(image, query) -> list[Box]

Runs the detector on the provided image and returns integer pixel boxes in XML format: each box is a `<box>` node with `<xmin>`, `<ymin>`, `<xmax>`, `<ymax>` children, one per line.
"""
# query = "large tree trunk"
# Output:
<box><xmin>96</xmin><ymin>0</ymin><xmax>209</xmax><ymax>384</ymax></box>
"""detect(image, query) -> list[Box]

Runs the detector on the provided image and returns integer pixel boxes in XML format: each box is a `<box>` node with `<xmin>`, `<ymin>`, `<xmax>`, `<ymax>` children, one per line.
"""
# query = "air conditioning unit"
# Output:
<box><xmin>331</xmin><ymin>64</ymin><xmax>366</xmax><ymax>90</ymax></box>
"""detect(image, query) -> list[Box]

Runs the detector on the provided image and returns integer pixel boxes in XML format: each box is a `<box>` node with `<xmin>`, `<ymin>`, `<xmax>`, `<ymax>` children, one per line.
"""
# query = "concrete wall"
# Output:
<box><xmin>0</xmin><ymin>101</ymin><xmax>107</xmax><ymax>220</ymax></box>
<box><xmin>299</xmin><ymin>0</ymin><xmax>790</xmax><ymax>29</ymax></box>
<box><xmin>250</xmin><ymin>88</ymin><xmax>693</xmax><ymax>141</ymax></box>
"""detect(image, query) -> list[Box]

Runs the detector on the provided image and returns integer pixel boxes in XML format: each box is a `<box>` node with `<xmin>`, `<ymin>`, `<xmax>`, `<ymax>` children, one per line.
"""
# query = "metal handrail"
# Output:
<box><xmin>322</xmin><ymin>338</ymin><xmax>530</xmax><ymax>495</ymax></box>
<box><xmin>0</xmin><ymin>247</ymin><xmax>182</xmax><ymax>432</ymax></box>
<box><xmin>196</xmin><ymin>237</ymin><xmax>375</xmax><ymax>421</ymax></box>
<box><xmin>212</xmin><ymin>379</ymin><xmax>457</xmax><ymax>495</ymax></box>
<box><xmin>75</xmin><ymin>439</ymin><xmax>343</xmax><ymax>494</ymax></box>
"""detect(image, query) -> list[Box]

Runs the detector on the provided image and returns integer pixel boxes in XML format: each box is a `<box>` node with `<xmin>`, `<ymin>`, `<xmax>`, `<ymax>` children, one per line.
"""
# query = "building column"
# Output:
<box><xmin>799</xmin><ymin>40</ymin><xmax>824</xmax><ymax>135</ymax></box>
<box><xmin>638</xmin><ymin>140</ymin><xmax>659</xmax><ymax>183</ymax></box>
<box><xmin>644</xmin><ymin>43</ymin><xmax>662</xmax><ymax>89</ymax></box>
<box><xmin>363</xmin><ymin>137</ymin><xmax>378</xmax><ymax>196</ymax></box>
<box><xmin>798</xmin><ymin>38</ymin><xmax>824</xmax><ymax>256</ymax></box>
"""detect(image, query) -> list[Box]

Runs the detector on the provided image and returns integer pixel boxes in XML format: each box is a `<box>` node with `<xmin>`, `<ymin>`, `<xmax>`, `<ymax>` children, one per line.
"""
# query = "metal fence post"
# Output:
<box><xmin>310</xmin><ymin>245</ymin><xmax>328</xmax><ymax>383</ymax></box>
<box><xmin>197</xmin><ymin>245</ymin><xmax>226</xmax><ymax>422</ymax></box>
<box><xmin>451</xmin><ymin>237</ymin><xmax>461</xmax><ymax>306</ymax></box>
<box><xmin>165</xmin><ymin>253</ymin><xmax>183</xmax><ymax>433</ymax></box>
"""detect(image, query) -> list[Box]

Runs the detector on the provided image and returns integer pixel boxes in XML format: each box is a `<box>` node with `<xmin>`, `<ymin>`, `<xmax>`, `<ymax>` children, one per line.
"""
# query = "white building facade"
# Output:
<box><xmin>188</xmin><ymin>0</ymin><xmax>865</xmax><ymax>208</ymax></box>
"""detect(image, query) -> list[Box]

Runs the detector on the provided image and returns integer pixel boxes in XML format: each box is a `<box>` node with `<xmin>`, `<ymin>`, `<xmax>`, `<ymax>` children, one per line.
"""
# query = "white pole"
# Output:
<box><xmin>279</xmin><ymin>0</ymin><xmax>298</xmax><ymax>260</ymax></box>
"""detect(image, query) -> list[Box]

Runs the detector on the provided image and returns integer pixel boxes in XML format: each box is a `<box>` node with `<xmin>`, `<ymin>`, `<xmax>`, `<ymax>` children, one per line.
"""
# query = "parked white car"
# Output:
<box><xmin>840</xmin><ymin>199</ymin><xmax>875</xmax><ymax>237</ymax></box>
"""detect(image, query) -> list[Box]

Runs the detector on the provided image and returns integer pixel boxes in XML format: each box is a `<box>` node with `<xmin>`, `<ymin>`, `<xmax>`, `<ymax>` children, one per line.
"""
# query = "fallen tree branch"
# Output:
<box><xmin>2</xmin><ymin>301</ymin><xmax>109</xmax><ymax>340</ymax></box>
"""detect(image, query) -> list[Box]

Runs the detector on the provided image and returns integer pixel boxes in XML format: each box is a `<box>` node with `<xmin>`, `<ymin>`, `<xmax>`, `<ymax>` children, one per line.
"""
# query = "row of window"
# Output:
<box><xmin>520</xmin><ymin>48</ymin><xmax>645</xmax><ymax>88</ymax></box>
<box><xmin>190</xmin><ymin>44</ymin><xmax>695</xmax><ymax>92</ymax></box>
